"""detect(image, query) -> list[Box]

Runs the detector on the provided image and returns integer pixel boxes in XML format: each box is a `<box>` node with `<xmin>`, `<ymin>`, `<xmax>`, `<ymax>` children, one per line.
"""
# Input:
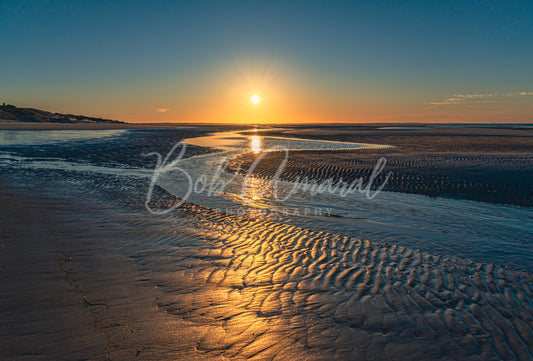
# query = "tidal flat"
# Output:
<box><xmin>1</xmin><ymin>125</ymin><xmax>532</xmax><ymax>360</ymax></box>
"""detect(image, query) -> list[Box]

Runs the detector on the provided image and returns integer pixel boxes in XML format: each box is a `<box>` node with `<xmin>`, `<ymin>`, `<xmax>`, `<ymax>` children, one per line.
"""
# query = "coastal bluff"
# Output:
<box><xmin>0</xmin><ymin>103</ymin><xmax>123</xmax><ymax>124</ymax></box>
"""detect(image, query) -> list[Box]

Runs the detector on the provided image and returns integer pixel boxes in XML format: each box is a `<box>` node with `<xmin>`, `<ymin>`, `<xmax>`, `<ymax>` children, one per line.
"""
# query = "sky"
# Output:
<box><xmin>1</xmin><ymin>0</ymin><xmax>532</xmax><ymax>124</ymax></box>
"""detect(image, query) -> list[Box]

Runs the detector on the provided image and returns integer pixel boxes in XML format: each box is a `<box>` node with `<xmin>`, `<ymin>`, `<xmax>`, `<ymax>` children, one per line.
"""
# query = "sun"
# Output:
<box><xmin>251</xmin><ymin>95</ymin><xmax>260</xmax><ymax>104</ymax></box>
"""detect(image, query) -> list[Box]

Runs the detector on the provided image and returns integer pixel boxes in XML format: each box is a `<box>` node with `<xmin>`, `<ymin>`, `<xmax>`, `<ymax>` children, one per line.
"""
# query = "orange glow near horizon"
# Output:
<box><xmin>59</xmin><ymin>91</ymin><xmax>533</xmax><ymax>124</ymax></box>
<box><xmin>22</xmin><ymin>59</ymin><xmax>533</xmax><ymax>125</ymax></box>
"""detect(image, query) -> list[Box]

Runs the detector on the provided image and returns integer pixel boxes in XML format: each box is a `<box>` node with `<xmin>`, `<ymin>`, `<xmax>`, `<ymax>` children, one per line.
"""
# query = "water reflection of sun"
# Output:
<box><xmin>250</xmin><ymin>135</ymin><xmax>262</xmax><ymax>153</ymax></box>
<box><xmin>243</xmin><ymin>176</ymin><xmax>264</xmax><ymax>202</ymax></box>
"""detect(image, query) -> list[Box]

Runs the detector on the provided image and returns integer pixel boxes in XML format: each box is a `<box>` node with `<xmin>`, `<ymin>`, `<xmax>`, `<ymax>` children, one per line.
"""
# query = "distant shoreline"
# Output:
<box><xmin>0</xmin><ymin>122</ymin><xmax>211</xmax><ymax>130</ymax></box>
<box><xmin>1</xmin><ymin>121</ymin><xmax>532</xmax><ymax>131</ymax></box>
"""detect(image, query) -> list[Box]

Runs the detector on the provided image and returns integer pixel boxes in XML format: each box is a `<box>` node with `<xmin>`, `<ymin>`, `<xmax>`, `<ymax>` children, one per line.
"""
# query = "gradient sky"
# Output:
<box><xmin>1</xmin><ymin>0</ymin><xmax>532</xmax><ymax>123</ymax></box>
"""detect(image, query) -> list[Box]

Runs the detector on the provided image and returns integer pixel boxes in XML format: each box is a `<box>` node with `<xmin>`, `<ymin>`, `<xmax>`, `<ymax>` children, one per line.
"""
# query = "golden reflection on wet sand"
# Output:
<box><xmin>250</xmin><ymin>135</ymin><xmax>262</xmax><ymax>154</ymax></box>
<box><xmin>146</xmin><ymin>205</ymin><xmax>533</xmax><ymax>360</ymax></box>
<box><xmin>240</xmin><ymin>175</ymin><xmax>271</xmax><ymax>205</ymax></box>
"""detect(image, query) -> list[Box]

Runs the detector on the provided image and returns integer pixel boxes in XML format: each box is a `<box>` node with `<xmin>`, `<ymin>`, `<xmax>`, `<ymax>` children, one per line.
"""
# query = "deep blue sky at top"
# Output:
<box><xmin>1</xmin><ymin>0</ymin><xmax>532</xmax><ymax>123</ymax></box>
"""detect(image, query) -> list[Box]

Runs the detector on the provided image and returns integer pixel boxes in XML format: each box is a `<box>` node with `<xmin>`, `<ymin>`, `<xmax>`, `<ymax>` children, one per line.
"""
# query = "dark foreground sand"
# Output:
<box><xmin>0</xmin><ymin>184</ymin><xmax>206</xmax><ymax>360</ymax></box>
<box><xmin>2</xmin><ymin>182</ymin><xmax>533</xmax><ymax>360</ymax></box>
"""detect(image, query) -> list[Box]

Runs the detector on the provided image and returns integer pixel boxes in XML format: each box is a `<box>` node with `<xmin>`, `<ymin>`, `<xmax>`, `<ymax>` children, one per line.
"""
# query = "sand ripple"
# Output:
<box><xmin>229</xmin><ymin>151</ymin><xmax>533</xmax><ymax>207</ymax></box>
<box><xmin>136</xmin><ymin>205</ymin><xmax>533</xmax><ymax>360</ymax></box>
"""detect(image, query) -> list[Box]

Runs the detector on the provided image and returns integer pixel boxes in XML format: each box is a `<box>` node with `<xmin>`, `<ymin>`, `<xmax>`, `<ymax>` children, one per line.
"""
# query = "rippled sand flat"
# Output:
<box><xmin>243</xmin><ymin>125</ymin><xmax>533</xmax><ymax>153</ymax></box>
<box><xmin>1</xmin><ymin>127</ymin><xmax>533</xmax><ymax>360</ymax></box>
<box><xmin>142</xmin><ymin>202</ymin><xmax>533</xmax><ymax>360</ymax></box>
<box><xmin>229</xmin><ymin>151</ymin><xmax>533</xmax><ymax>207</ymax></box>
<box><xmin>229</xmin><ymin>126</ymin><xmax>533</xmax><ymax>207</ymax></box>
<box><xmin>2</xmin><ymin>181</ymin><xmax>533</xmax><ymax>360</ymax></box>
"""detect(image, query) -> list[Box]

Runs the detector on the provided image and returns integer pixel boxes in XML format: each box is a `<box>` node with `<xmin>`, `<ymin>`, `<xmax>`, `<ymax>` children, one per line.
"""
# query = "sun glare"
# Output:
<box><xmin>251</xmin><ymin>95</ymin><xmax>260</xmax><ymax>104</ymax></box>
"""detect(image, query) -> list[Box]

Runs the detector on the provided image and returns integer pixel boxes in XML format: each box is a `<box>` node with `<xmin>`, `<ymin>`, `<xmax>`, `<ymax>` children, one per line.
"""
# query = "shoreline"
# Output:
<box><xmin>1</xmin><ymin>122</ymin><xmax>532</xmax><ymax>131</ymax></box>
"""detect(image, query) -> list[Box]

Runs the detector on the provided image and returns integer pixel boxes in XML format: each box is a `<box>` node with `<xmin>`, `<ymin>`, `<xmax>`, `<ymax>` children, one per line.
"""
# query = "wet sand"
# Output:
<box><xmin>242</xmin><ymin>125</ymin><xmax>533</xmax><ymax>153</ymax></box>
<box><xmin>231</xmin><ymin>126</ymin><xmax>533</xmax><ymax>207</ymax></box>
<box><xmin>156</xmin><ymin>204</ymin><xmax>533</xmax><ymax>360</ymax></box>
<box><xmin>1</xmin><ymin>125</ymin><xmax>533</xmax><ymax>360</ymax></box>
<box><xmin>0</xmin><ymin>184</ymin><xmax>206</xmax><ymax>360</ymax></box>
<box><xmin>2</xmin><ymin>182</ymin><xmax>533</xmax><ymax>360</ymax></box>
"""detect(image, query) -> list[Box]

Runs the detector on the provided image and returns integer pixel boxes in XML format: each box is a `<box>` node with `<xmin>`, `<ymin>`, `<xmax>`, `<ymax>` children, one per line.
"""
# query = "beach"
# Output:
<box><xmin>1</xmin><ymin>125</ymin><xmax>533</xmax><ymax>360</ymax></box>
<box><xmin>3</xmin><ymin>0</ymin><xmax>533</xmax><ymax>359</ymax></box>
